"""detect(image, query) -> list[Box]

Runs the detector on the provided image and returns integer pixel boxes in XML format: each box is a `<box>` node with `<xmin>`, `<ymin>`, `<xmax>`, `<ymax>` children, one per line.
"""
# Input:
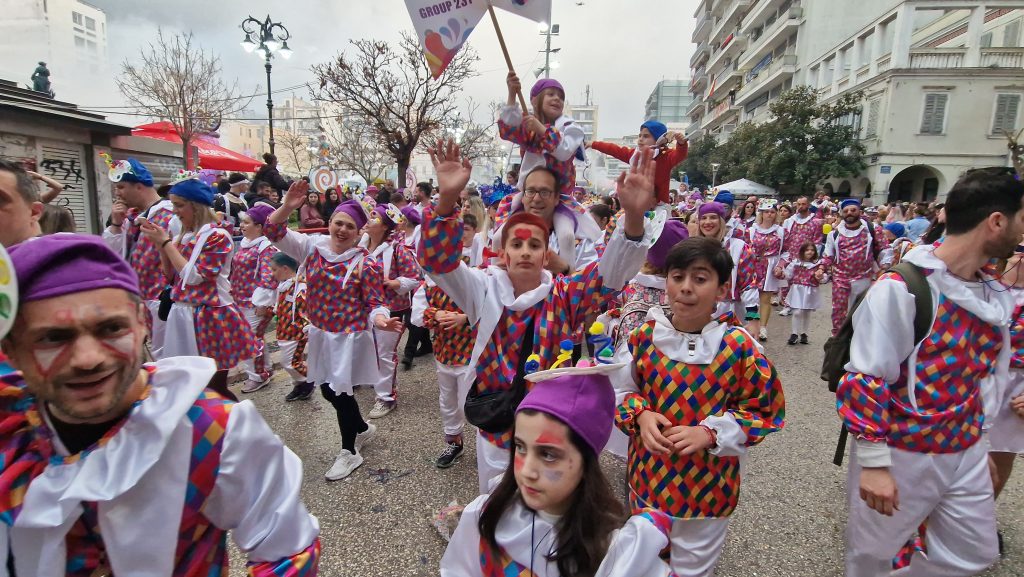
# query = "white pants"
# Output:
<box><xmin>373</xmin><ymin>326</ymin><xmax>401</xmax><ymax>403</ymax></box>
<box><xmin>278</xmin><ymin>340</ymin><xmax>304</xmax><ymax>382</ymax></box>
<box><xmin>437</xmin><ymin>362</ymin><xmax>474</xmax><ymax>437</ymax></box>
<box><xmin>791</xmin><ymin>309</ymin><xmax>812</xmax><ymax>334</ymax></box>
<box><xmin>475</xmin><ymin>431</ymin><xmax>510</xmax><ymax>494</ymax></box>
<box><xmin>239</xmin><ymin>307</ymin><xmax>269</xmax><ymax>382</ymax></box>
<box><xmin>145</xmin><ymin>299</ymin><xmax>167</xmax><ymax>359</ymax></box>
<box><xmin>989</xmin><ymin>369</ymin><xmax>1024</xmax><ymax>453</ymax></box>
<box><xmin>846</xmin><ymin>440</ymin><xmax>998</xmax><ymax>577</ymax></box>
<box><xmin>669</xmin><ymin>517</ymin><xmax>731</xmax><ymax>577</ymax></box>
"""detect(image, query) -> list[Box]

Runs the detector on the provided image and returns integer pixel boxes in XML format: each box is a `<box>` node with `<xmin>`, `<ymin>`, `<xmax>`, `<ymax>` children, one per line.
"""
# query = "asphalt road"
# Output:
<box><xmin>227</xmin><ymin>291</ymin><xmax>1023</xmax><ymax>577</ymax></box>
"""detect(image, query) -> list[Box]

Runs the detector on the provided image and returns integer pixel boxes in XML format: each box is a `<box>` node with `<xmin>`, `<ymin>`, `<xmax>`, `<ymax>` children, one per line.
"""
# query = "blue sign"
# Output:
<box><xmin>880</xmin><ymin>166</ymin><xmax>892</xmax><ymax>174</ymax></box>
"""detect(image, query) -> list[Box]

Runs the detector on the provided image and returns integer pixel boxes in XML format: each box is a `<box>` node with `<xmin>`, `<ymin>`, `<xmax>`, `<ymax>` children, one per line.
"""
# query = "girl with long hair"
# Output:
<box><xmin>441</xmin><ymin>367</ymin><xmax>673</xmax><ymax>576</ymax></box>
<box><xmin>359</xmin><ymin>204</ymin><xmax>422</xmax><ymax>419</ymax></box>
<box><xmin>322</xmin><ymin>187</ymin><xmax>341</xmax><ymax>219</ymax></box>
<box><xmin>301</xmin><ymin>191</ymin><xmax>325</xmax><ymax>229</ymax></box>
<box><xmin>783</xmin><ymin>241</ymin><xmax>828</xmax><ymax>345</ymax></box>
<box><xmin>138</xmin><ymin>178</ymin><xmax>258</xmax><ymax>369</ymax></box>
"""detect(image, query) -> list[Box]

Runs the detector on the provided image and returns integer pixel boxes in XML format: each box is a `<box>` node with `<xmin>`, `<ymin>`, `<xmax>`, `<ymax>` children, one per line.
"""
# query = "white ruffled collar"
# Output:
<box><xmin>17</xmin><ymin>357</ymin><xmax>216</xmax><ymax>530</ymax></box>
<box><xmin>902</xmin><ymin>244</ymin><xmax>1014</xmax><ymax>326</ymax></box>
<box><xmin>632</xmin><ymin>273</ymin><xmax>666</xmax><ymax>289</ymax></box>
<box><xmin>836</xmin><ymin>220</ymin><xmax>870</xmax><ymax>238</ymax></box>
<box><xmin>647</xmin><ymin>307</ymin><xmax>729</xmax><ymax>364</ymax></box>
<box><xmin>489</xmin><ymin>267</ymin><xmax>553</xmax><ymax>311</ymax></box>
<box><xmin>314</xmin><ymin>236</ymin><xmax>365</xmax><ymax>264</ymax></box>
<box><xmin>239</xmin><ymin>235</ymin><xmax>270</xmax><ymax>250</ymax></box>
<box><xmin>791</xmin><ymin>213</ymin><xmax>816</xmax><ymax>225</ymax></box>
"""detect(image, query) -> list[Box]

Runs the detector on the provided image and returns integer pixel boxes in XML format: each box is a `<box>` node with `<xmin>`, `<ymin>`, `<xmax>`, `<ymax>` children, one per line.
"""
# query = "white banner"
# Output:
<box><xmin>405</xmin><ymin>0</ymin><xmax>487</xmax><ymax>78</ymax></box>
<box><xmin>489</xmin><ymin>0</ymin><xmax>550</xmax><ymax>23</ymax></box>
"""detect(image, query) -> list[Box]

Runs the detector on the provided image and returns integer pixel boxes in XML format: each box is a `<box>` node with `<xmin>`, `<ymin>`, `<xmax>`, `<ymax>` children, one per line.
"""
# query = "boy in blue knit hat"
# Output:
<box><xmin>590</xmin><ymin>120</ymin><xmax>688</xmax><ymax>205</ymax></box>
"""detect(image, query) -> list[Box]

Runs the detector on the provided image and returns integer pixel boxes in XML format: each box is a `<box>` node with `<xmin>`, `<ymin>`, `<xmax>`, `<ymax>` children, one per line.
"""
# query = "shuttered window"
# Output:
<box><xmin>920</xmin><ymin>93</ymin><xmax>948</xmax><ymax>135</ymax></box>
<box><xmin>865</xmin><ymin>99</ymin><xmax>881</xmax><ymax>138</ymax></box>
<box><xmin>993</xmin><ymin>94</ymin><xmax>1021</xmax><ymax>134</ymax></box>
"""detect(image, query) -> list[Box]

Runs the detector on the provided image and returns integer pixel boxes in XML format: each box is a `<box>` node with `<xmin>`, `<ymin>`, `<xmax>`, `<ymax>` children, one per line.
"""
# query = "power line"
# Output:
<box><xmin>5</xmin><ymin>82</ymin><xmax>314</xmax><ymax>111</ymax></box>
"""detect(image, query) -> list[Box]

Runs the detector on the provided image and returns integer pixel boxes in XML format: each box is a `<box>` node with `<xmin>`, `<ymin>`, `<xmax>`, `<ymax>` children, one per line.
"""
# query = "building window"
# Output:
<box><xmin>865</xmin><ymin>98</ymin><xmax>881</xmax><ymax>138</ymax></box>
<box><xmin>993</xmin><ymin>94</ymin><xmax>1021</xmax><ymax>134</ymax></box>
<box><xmin>981</xmin><ymin>32</ymin><xmax>993</xmax><ymax>48</ymax></box>
<box><xmin>72</xmin><ymin>11</ymin><xmax>83</xmax><ymax>25</ymax></box>
<box><xmin>1005</xmin><ymin>19</ymin><xmax>1021</xmax><ymax>48</ymax></box>
<box><xmin>85</xmin><ymin>16</ymin><xmax>95</xmax><ymax>31</ymax></box>
<box><xmin>86</xmin><ymin>40</ymin><xmax>97</xmax><ymax>52</ymax></box>
<box><xmin>920</xmin><ymin>93</ymin><xmax>948</xmax><ymax>135</ymax></box>
<box><xmin>74</xmin><ymin>36</ymin><xmax>85</xmax><ymax>48</ymax></box>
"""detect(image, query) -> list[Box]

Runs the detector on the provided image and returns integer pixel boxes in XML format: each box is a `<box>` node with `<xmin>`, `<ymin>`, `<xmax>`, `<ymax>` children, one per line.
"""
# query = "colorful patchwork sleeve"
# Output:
<box><xmin>247</xmin><ymin>538</ymin><xmax>320</xmax><ymax>577</ymax></box>
<box><xmin>497</xmin><ymin>105</ymin><xmax>541</xmax><ymax>150</ymax></box>
<box><xmin>256</xmin><ymin>247</ymin><xmax>279</xmax><ymax>290</ymax></box>
<box><xmin>192</xmin><ymin>230</ymin><xmax>232</xmax><ymax>280</ymax></box>
<box><xmin>360</xmin><ymin>257</ymin><xmax>388</xmax><ymax>314</ymax></box>
<box><xmin>732</xmin><ymin>331</ymin><xmax>786</xmax><ymax>445</ymax></box>
<box><xmin>392</xmin><ymin>242</ymin><xmax>422</xmax><ymax>294</ymax></box>
<box><xmin>540</xmin><ymin>126</ymin><xmax>564</xmax><ymax>154</ymax></box>
<box><xmin>559</xmin><ymin>260</ymin><xmax>618</xmax><ymax>328</ymax></box>
<box><xmin>419</xmin><ymin>207</ymin><xmax>465</xmax><ymax>275</ymax></box>
<box><xmin>836</xmin><ymin>275</ymin><xmax>918</xmax><ymax>445</ymax></box>
<box><xmin>735</xmin><ymin>242</ymin><xmax>760</xmax><ymax>297</ymax></box>
<box><xmin>264</xmin><ymin>221</ymin><xmax>288</xmax><ymax>242</ymax></box>
<box><xmin>614</xmin><ymin>333</ymin><xmax>650</xmax><ymax>436</ymax></box>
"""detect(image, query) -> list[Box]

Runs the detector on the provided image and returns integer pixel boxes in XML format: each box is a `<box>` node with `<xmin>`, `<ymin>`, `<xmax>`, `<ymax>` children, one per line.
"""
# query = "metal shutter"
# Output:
<box><xmin>920</xmin><ymin>93</ymin><xmax>948</xmax><ymax>135</ymax></box>
<box><xmin>39</xmin><ymin>143</ymin><xmax>90</xmax><ymax>232</ymax></box>
<box><xmin>993</xmin><ymin>94</ymin><xmax>1021</xmax><ymax>134</ymax></box>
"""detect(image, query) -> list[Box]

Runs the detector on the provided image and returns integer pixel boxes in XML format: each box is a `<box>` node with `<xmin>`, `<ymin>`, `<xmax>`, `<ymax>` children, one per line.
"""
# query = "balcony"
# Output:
<box><xmin>982</xmin><ymin>48</ymin><xmax>1024</xmax><ymax>68</ymax></box>
<box><xmin>691</xmin><ymin>66</ymin><xmax>709</xmax><ymax>93</ymax></box>
<box><xmin>739</xmin><ymin>4</ymin><xmax>802</xmax><ymax>68</ymax></box>
<box><xmin>714</xmin><ymin>59</ymin><xmax>745</xmax><ymax>93</ymax></box>
<box><xmin>734</xmin><ymin>53</ymin><xmax>798</xmax><ymax>106</ymax></box>
<box><xmin>693</xmin><ymin>12</ymin><xmax>713</xmax><ymax>43</ymax></box>
<box><xmin>691</xmin><ymin>42</ymin><xmax>711</xmax><ymax>68</ymax></box>
<box><xmin>708</xmin><ymin>31</ymin><xmax>748</xmax><ymax>71</ymax></box>
<box><xmin>905</xmin><ymin>47</ymin><xmax>1024</xmax><ymax>69</ymax></box>
<box><xmin>701</xmin><ymin>98</ymin><xmax>740</xmax><ymax>130</ymax></box>
<box><xmin>711</xmin><ymin>0</ymin><xmax>752</xmax><ymax>44</ymax></box>
<box><xmin>742</xmin><ymin>0</ymin><xmax>789</xmax><ymax>34</ymax></box>
<box><xmin>687</xmin><ymin>98</ymin><xmax>706</xmax><ymax>115</ymax></box>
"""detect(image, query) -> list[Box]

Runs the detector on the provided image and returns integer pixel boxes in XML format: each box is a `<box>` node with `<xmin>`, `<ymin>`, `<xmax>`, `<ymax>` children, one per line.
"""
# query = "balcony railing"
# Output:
<box><xmin>741</xmin><ymin>4</ymin><xmax>802</xmax><ymax>68</ymax></box>
<box><xmin>702</xmin><ymin>99</ymin><xmax>739</xmax><ymax>129</ymax></box>
<box><xmin>693</xmin><ymin>13</ymin><xmax>712</xmax><ymax>42</ymax></box>
<box><xmin>736</xmin><ymin>53</ymin><xmax>798</xmax><ymax>103</ymax></box>
<box><xmin>982</xmin><ymin>48</ymin><xmax>1024</xmax><ymax>68</ymax></box>
<box><xmin>906</xmin><ymin>47</ymin><xmax>1024</xmax><ymax>69</ymax></box>
<box><xmin>690</xmin><ymin>42</ymin><xmax>710</xmax><ymax>68</ymax></box>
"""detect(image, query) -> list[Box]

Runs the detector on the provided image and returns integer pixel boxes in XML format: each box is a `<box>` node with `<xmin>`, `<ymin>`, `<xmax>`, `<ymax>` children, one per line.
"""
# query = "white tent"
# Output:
<box><xmin>716</xmin><ymin>178</ymin><xmax>776</xmax><ymax>197</ymax></box>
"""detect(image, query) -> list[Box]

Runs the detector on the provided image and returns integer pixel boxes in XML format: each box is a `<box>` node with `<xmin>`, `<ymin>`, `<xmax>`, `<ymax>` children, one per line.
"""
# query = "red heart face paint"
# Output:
<box><xmin>514</xmin><ymin>227</ymin><xmax>534</xmax><ymax>241</ymax></box>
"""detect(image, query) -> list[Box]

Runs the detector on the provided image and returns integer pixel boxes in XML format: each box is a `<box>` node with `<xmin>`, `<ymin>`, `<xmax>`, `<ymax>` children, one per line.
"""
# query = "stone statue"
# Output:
<box><xmin>31</xmin><ymin>62</ymin><xmax>53</xmax><ymax>97</ymax></box>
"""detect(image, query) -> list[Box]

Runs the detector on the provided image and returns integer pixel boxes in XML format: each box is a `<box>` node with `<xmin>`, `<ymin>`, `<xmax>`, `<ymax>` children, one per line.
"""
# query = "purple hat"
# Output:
<box><xmin>531</xmin><ymin>78</ymin><xmax>565</xmax><ymax>100</ymax></box>
<box><xmin>698</xmin><ymin>201</ymin><xmax>730</xmax><ymax>220</ymax></box>
<box><xmin>9</xmin><ymin>233</ymin><xmax>139</xmax><ymax>303</ymax></box>
<box><xmin>333</xmin><ymin>199</ymin><xmax>368</xmax><ymax>229</ymax></box>
<box><xmin>648</xmin><ymin>220</ymin><xmax>689</xmax><ymax>270</ymax></box>
<box><xmin>366</xmin><ymin>185</ymin><xmax>379</xmax><ymax>194</ymax></box>
<box><xmin>517</xmin><ymin>370</ymin><xmax>616</xmax><ymax>456</ymax></box>
<box><xmin>245</xmin><ymin>202</ymin><xmax>275</xmax><ymax>225</ymax></box>
<box><xmin>400</xmin><ymin>205</ymin><xmax>422</xmax><ymax>226</ymax></box>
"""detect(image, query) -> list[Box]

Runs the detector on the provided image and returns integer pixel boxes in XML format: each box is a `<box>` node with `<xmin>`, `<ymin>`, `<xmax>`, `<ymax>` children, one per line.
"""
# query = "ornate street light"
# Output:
<box><xmin>240</xmin><ymin>14</ymin><xmax>292</xmax><ymax>155</ymax></box>
<box><xmin>711</xmin><ymin>162</ymin><xmax>721</xmax><ymax>187</ymax></box>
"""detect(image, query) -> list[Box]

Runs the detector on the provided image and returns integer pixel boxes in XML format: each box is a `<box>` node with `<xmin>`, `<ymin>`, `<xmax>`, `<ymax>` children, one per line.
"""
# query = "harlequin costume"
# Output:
<box><xmin>879</xmin><ymin>223</ymin><xmax>916</xmax><ymax>270</ymax></box>
<box><xmin>411</xmin><ymin>278</ymin><xmax>478</xmax><ymax>463</ymax></box>
<box><xmin>783</xmin><ymin>259</ymin><xmax>829</xmax><ymax>342</ymax></box>
<box><xmin>100</xmin><ymin>157</ymin><xmax>180</xmax><ymax>357</ymax></box>
<box><xmin>613</xmin><ymin>307</ymin><xmax>785</xmax><ymax>577</ymax></box>
<box><xmin>265</xmin><ymin>200</ymin><xmax>387</xmax><ymax>479</ymax></box>
<box><xmin>837</xmin><ymin>244</ymin><xmax>1012</xmax><ymax>577</ymax></box>
<box><xmin>590</xmin><ymin>120</ymin><xmax>688</xmax><ymax>205</ymax></box>
<box><xmin>273</xmin><ymin>254</ymin><xmax>312</xmax><ymax>399</ymax></box>
<box><xmin>359</xmin><ymin>204</ymin><xmax>422</xmax><ymax>410</ymax></box>
<box><xmin>700</xmin><ymin>203</ymin><xmax>760</xmax><ymax>323</ymax></box>
<box><xmin>822</xmin><ymin>200</ymin><xmax>887</xmax><ymax>335</ymax></box>
<box><xmin>161</xmin><ymin>180</ymin><xmax>259</xmax><ymax>370</ymax></box>
<box><xmin>418</xmin><ymin>207</ymin><xmax>655</xmax><ymax>493</ymax></box>
<box><xmin>0</xmin><ymin>234</ymin><xmax>320</xmax><ymax>577</ymax></box>
<box><xmin>747</xmin><ymin>221</ymin><xmax>785</xmax><ymax>293</ymax></box>
<box><xmin>441</xmin><ymin>365</ymin><xmax>675</xmax><ymax>577</ymax></box>
<box><xmin>495</xmin><ymin>79</ymin><xmax>601</xmax><ymax>269</ymax></box>
<box><xmin>231</xmin><ymin>203</ymin><xmax>279</xmax><ymax>389</ymax></box>
<box><xmin>988</xmin><ymin>283</ymin><xmax>1024</xmax><ymax>454</ymax></box>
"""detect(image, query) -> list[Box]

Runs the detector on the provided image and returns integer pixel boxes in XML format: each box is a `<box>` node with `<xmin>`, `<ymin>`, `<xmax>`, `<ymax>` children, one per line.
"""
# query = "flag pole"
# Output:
<box><xmin>488</xmin><ymin>3</ymin><xmax>529</xmax><ymax>113</ymax></box>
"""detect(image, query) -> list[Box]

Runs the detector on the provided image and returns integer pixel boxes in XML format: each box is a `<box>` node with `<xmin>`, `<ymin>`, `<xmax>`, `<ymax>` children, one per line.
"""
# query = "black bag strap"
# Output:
<box><xmin>889</xmin><ymin>261</ymin><xmax>933</xmax><ymax>344</ymax></box>
<box><xmin>511</xmin><ymin>314</ymin><xmax>537</xmax><ymax>394</ymax></box>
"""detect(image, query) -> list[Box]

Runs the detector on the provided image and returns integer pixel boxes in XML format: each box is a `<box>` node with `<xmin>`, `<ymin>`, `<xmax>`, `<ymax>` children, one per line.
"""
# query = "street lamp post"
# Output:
<box><xmin>711</xmin><ymin>162</ymin><xmax>721</xmax><ymax>188</ymax></box>
<box><xmin>241</xmin><ymin>15</ymin><xmax>292</xmax><ymax>156</ymax></box>
<box><xmin>536</xmin><ymin>4</ymin><xmax>560</xmax><ymax>78</ymax></box>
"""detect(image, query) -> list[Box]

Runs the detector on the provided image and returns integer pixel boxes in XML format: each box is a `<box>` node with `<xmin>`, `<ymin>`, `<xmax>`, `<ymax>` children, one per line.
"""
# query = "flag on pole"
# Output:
<box><xmin>405</xmin><ymin>0</ymin><xmax>552</xmax><ymax>78</ymax></box>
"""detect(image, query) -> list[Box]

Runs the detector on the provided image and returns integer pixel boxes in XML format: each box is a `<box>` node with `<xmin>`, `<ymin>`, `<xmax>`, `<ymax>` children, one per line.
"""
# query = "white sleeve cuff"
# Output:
<box><xmin>855</xmin><ymin>438</ymin><xmax>892</xmax><ymax>468</ymax></box>
<box><xmin>499</xmin><ymin>105</ymin><xmax>523</xmax><ymax>126</ymax></box>
<box><xmin>701</xmin><ymin>413</ymin><xmax>748</xmax><ymax>457</ymax></box>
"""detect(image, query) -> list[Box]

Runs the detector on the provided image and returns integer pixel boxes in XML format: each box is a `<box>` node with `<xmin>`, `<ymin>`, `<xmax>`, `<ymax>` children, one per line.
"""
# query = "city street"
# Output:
<box><xmin>227</xmin><ymin>289</ymin><xmax>1024</xmax><ymax>577</ymax></box>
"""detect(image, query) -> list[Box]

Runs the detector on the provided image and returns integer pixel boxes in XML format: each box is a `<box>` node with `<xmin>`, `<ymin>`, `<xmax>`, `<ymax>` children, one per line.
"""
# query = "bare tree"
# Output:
<box><xmin>312</xmin><ymin>32</ymin><xmax>477</xmax><ymax>188</ymax></box>
<box><xmin>434</xmin><ymin>98</ymin><xmax>506</xmax><ymax>164</ymax></box>
<box><xmin>318</xmin><ymin>108</ymin><xmax>391</xmax><ymax>183</ymax></box>
<box><xmin>117</xmin><ymin>29</ymin><xmax>251</xmax><ymax>167</ymax></box>
<box><xmin>276</xmin><ymin>130</ymin><xmax>314</xmax><ymax>177</ymax></box>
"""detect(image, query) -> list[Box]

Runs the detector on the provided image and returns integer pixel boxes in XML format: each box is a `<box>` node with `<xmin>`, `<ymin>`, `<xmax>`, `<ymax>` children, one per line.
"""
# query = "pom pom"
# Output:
<box><xmin>559</xmin><ymin>339</ymin><xmax>574</xmax><ymax>352</ymax></box>
<box><xmin>589</xmin><ymin>321</ymin><xmax>605</xmax><ymax>335</ymax></box>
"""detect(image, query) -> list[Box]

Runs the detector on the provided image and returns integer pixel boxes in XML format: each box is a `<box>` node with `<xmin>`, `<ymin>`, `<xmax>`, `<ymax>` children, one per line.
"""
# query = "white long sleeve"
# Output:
<box><xmin>427</xmin><ymin>263</ymin><xmax>490</xmax><ymax>326</ymax></box>
<box><xmin>411</xmin><ymin>284</ymin><xmax>429</xmax><ymax>327</ymax></box>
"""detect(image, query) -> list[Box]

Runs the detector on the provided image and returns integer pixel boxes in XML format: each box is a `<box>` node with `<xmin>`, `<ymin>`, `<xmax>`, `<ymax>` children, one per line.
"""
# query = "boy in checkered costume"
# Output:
<box><xmin>613</xmin><ymin>236</ymin><xmax>785</xmax><ymax>577</ymax></box>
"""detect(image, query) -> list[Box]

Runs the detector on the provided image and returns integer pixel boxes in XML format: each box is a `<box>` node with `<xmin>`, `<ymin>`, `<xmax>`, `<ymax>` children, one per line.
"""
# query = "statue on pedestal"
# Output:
<box><xmin>31</xmin><ymin>62</ymin><xmax>54</xmax><ymax>98</ymax></box>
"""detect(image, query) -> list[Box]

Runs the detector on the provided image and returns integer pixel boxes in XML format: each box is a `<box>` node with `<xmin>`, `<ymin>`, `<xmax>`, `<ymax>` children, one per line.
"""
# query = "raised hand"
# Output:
<box><xmin>283</xmin><ymin>180</ymin><xmax>310</xmax><ymax>212</ymax></box>
<box><xmin>427</xmin><ymin>139</ymin><xmax>472</xmax><ymax>216</ymax></box>
<box><xmin>616</xmin><ymin>148</ymin><xmax>657</xmax><ymax>238</ymax></box>
<box><xmin>111</xmin><ymin>199</ymin><xmax>128</xmax><ymax>227</ymax></box>
<box><xmin>522</xmin><ymin>114</ymin><xmax>546</xmax><ymax>136</ymax></box>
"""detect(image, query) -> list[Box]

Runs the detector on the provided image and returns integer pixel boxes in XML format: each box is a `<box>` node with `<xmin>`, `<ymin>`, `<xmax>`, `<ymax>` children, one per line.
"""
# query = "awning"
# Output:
<box><xmin>716</xmin><ymin>178</ymin><xmax>777</xmax><ymax>197</ymax></box>
<box><xmin>132</xmin><ymin>121</ymin><xmax>263</xmax><ymax>172</ymax></box>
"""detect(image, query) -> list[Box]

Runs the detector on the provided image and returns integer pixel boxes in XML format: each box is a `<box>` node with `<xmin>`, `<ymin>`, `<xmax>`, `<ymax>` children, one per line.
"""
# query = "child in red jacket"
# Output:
<box><xmin>590</xmin><ymin>120</ymin><xmax>688</xmax><ymax>205</ymax></box>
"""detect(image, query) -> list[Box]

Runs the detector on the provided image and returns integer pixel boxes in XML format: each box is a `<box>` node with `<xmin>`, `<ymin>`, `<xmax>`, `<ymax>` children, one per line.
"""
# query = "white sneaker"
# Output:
<box><xmin>355</xmin><ymin>422</ymin><xmax>377</xmax><ymax>452</ymax></box>
<box><xmin>241</xmin><ymin>377</ymin><xmax>271</xmax><ymax>393</ymax></box>
<box><xmin>758</xmin><ymin>328</ymin><xmax>768</xmax><ymax>341</ymax></box>
<box><xmin>368</xmin><ymin>399</ymin><xmax>396</xmax><ymax>419</ymax></box>
<box><xmin>779</xmin><ymin>306</ymin><xmax>792</xmax><ymax>317</ymax></box>
<box><xmin>325</xmin><ymin>450</ymin><xmax>363</xmax><ymax>481</ymax></box>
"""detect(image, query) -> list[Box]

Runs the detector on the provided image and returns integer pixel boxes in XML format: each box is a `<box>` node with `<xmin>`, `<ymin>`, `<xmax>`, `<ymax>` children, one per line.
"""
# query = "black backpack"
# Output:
<box><xmin>821</xmin><ymin>261</ymin><xmax>933</xmax><ymax>465</ymax></box>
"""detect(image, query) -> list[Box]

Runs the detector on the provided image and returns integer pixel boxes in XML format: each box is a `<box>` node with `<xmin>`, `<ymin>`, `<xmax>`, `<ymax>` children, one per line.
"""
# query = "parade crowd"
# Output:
<box><xmin>0</xmin><ymin>72</ymin><xmax>1020</xmax><ymax>577</ymax></box>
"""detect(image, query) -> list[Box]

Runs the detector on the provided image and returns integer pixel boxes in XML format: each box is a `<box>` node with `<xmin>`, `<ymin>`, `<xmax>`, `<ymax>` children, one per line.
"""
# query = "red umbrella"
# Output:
<box><xmin>132</xmin><ymin>122</ymin><xmax>263</xmax><ymax>172</ymax></box>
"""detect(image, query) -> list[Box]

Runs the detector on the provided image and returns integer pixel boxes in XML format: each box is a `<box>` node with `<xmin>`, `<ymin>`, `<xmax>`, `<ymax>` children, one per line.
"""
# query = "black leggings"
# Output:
<box><xmin>320</xmin><ymin>384</ymin><xmax>368</xmax><ymax>453</ymax></box>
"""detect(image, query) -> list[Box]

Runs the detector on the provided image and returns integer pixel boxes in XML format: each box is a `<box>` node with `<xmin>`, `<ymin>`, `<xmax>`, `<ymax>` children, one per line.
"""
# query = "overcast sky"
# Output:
<box><xmin>86</xmin><ymin>0</ymin><xmax>695</xmax><ymax>139</ymax></box>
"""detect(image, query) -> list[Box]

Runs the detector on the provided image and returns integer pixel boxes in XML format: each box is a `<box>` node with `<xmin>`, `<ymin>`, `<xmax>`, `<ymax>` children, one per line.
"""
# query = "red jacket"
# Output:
<box><xmin>591</xmin><ymin>140</ymin><xmax>688</xmax><ymax>204</ymax></box>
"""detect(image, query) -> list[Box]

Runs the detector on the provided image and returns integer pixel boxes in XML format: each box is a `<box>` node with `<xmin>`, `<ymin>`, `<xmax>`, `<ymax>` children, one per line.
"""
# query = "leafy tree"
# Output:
<box><xmin>675</xmin><ymin>134</ymin><xmax>717</xmax><ymax>188</ymax></box>
<box><xmin>312</xmin><ymin>32</ymin><xmax>478</xmax><ymax>188</ymax></box>
<box><xmin>709</xmin><ymin>86</ymin><xmax>866</xmax><ymax>194</ymax></box>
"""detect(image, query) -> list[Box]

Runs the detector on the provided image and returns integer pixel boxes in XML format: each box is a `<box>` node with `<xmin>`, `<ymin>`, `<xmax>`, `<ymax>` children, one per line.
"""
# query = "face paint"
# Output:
<box><xmin>514</xmin><ymin>227</ymin><xmax>534</xmax><ymax>241</ymax></box>
<box><xmin>32</xmin><ymin>345</ymin><xmax>72</xmax><ymax>379</ymax></box>
<box><xmin>514</xmin><ymin>453</ymin><xmax>524</xmax><ymax>472</ymax></box>
<box><xmin>535</xmin><ymin>430</ymin><xmax>565</xmax><ymax>447</ymax></box>
<box><xmin>98</xmin><ymin>331</ymin><xmax>136</xmax><ymax>361</ymax></box>
<box><xmin>542</xmin><ymin>469</ymin><xmax>564</xmax><ymax>482</ymax></box>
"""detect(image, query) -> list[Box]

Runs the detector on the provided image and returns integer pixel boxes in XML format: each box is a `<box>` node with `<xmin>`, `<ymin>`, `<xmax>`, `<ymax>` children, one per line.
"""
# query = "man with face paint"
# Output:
<box><xmin>822</xmin><ymin>198</ymin><xmax>888</xmax><ymax>335</ymax></box>
<box><xmin>418</xmin><ymin>139</ymin><xmax>658</xmax><ymax>493</ymax></box>
<box><xmin>0</xmin><ymin>234</ymin><xmax>319</xmax><ymax>576</ymax></box>
<box><xmin>100</xmin><ymin>156</ymin><xmax>181</xmax><ymax>357</ymax></box>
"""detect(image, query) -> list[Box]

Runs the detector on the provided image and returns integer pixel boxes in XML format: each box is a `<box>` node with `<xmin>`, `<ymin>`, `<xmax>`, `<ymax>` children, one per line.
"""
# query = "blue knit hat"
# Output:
<box><xmin>641</xmin><ymin>120</ymin><xmax>668</xmax><ymax>142</ymax></box>
<box><xmin>884</xmin><ymin>222</ymin><xmax>906</xmax><ymax>239</ymax></box>
<box><xmin>169</xmin><ymin>179</ymin><xmax>215</xmax><ymax>206</ymax></box>
<box><xmin>714</xmin><ymin>190</ymin><xmax>735</xmax><ymax>207</ymax></box>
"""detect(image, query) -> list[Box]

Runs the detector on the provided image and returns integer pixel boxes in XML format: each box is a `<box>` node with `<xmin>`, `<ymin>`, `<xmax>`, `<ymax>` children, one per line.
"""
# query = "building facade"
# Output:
<box><xmin>689</xmin><ymin>0</ymin><xmax>1023</xmax><ymax>203</ymax></box>
<box><xmin>646</xmin><ymin>79</ymin><xmax>695</xmax><ymax>125</ymax></box>
<box><xmin>0</xmin><ymin>0</ymin><xmax>111</xmax><ymax>106</ymax></box>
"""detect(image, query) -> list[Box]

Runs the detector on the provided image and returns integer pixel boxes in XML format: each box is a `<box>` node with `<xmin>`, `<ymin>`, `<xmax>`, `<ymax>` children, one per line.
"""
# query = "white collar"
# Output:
<box><xmin>632</xmin><ymin>272</ymin><xmax>666</xmax><ymax>289</ymax></box>
<box><xmin>489</xmin><ymin>266</ymin><xmax>553</xmax><ymax>311</ymax></box>
<box><xmin>791</xmin><ymin>213</ymin><xmax>815</xmax><ymax>225</ymax></box>
<box><xmin>647</xmin><ymin>307</ymin><xmax>729</xmax><ymax>364</ymax></box>
<box><xmin>902</xmin><ymin>244</ymin><xmax>1014</xmax><ymax>325</ymax></box>
<box><xmin>239</xmin><ymin>235</ymin><xmax>269</xmax><ymax>250</ymax></box>
<box><xmin>837</xmin><ymin>220</ymin><xmax>869</xmax><ymax>238</ymax></box>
